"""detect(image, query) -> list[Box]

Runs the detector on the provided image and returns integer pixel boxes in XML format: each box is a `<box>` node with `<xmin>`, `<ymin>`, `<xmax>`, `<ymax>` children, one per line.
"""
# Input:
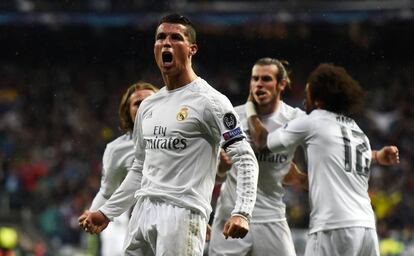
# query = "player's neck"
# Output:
<box><xmin>163</xmin><ymin>69</ymin><xmax>198</xmax><ymax>90</ymax></box>
<box><xmin>257</xmin><ymin>98</ymin><xmax>280</xmax><ymax>116</ymax></box>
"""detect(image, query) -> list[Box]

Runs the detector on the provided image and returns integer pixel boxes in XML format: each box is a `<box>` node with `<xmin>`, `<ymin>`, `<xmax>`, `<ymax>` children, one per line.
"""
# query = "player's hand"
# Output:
<box><xmin>79</xmin><ymin>211</ymin><xmax>109</xmax><ymax>234</ymax></box>
<box><xmin>247</xmin><ymin>89</ymin><xmax>255</xmax><ymax>104</ymax></box>
<box><xmin>216</xmin><ymin>149</ymin><xmax>233</xmax><ymax>182</ymax></box>
<box><xmin>218</xmin><ymin>149</ymin><xmax>233</xmax><ymax>173</ymax></box>
<box><xmin>206</xmin><ymin>224</ymin><xmax>212</xmax><ymax>242</ymax></box>
<box><xmin>376</xmin><ymin>145</ymin><xmax>400</xmax><ymax>166</ymax></box>
<box><xmin>78</xmin><ymin>210</ymin><xmax>90</xmax><ymax>228</ymax></box>
<box><xmin>223</xmin><ymin>215</ymin><xmax>249</xmax><ymax>239</ymax></box>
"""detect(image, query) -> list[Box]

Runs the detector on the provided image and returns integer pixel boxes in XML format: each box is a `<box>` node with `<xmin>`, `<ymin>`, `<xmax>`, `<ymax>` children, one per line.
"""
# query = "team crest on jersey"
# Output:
<box><xmin>176</xmin><ymin>107</ymin><xmax>188</xmax><ymax>121</ymax></box>
<box><xmin>144</xmin><ymin>111</ymin><xmax>153</xmax><ymax>119</ymax></box>
<box><xmin>223</xmin><ymin>113</ymin><xmax>237</xmax><ymax>129</ymax></box>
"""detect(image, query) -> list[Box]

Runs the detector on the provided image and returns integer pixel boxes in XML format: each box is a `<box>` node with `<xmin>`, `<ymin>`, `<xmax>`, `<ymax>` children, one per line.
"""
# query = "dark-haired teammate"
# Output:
<box><xmin>80</xmin><ymin>14</ymin><xmax>258</xmax><ymax>256</ymax></box>
<box><xmin>210</xmin><ymin>59</ymin><xmax>399</xmax><ymax>256</ymax></box>
<box><xmin>266</xmin><ymin>63</ymin><xmax>398</xmax><ymax>256</ymax></box>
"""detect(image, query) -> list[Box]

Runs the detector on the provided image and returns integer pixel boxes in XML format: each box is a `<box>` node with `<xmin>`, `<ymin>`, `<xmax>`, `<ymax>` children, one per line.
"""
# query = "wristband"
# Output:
<box><xmin>245</xmin><ymin>101</ymin><xmax>257</xmax><ymax>119</ymax></box>
<box><xmin>373</xmin><ymin>150</ymin><xmax>379</xmax><ymax>164</ymax></box>
<box><xmin>231</xmin><ymin>212</ymin><xmax>250</xmax><ymax>223</ymax></box>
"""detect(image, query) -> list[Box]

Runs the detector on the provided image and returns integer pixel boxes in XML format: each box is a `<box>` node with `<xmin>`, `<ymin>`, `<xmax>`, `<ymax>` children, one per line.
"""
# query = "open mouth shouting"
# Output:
<box><xmin>162</xmin><ymin>51</ymin><xmax>173</xmax><ymax>67</ymax></box>
<box><xmin>255</xmin><ymin>90</ymin><xmax>268</xmax><ymax>100</ymax></box>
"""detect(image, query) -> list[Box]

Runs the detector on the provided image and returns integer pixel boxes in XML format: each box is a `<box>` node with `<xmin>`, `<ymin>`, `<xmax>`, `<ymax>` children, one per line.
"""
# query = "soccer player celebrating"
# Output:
<box><xmin>265</xmin><ymin>63</ymin><xmax>398</xmax><ymax>256</ymax></box>
<box><xmin>210</xmin><ymin>59</ymin><xmax>399</xmax><ymax>256</ymax></box>
<box><xmin>79</xmin><ymin>14</ymin><xmax>258</xmax><ymax>256</ymax></box>
<box><xmin>210</xmin><ymin>58</ymin><xmax>305</xmax><ymax>256</ymax></box>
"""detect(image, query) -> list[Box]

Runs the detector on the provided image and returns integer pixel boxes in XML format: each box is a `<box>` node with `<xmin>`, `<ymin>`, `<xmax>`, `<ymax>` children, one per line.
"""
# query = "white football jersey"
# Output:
<box><xmin>216</xmin><ymin>101</ymin><xmax>305</xmax><ymax>223</ymax></box>
<box><xmin>132</xmin><ymin>77</ymin><xmax>258</xmax><ymax>219</ymax></box>
<box><xmin>267</xmin><ymin>109</ymin><xmax>376</xmax><ymax>234</ymax></box>
<box><xmin>90</xmin><ymin>133</ymin><xmax>135</xmax><ymax>211</ymax></box>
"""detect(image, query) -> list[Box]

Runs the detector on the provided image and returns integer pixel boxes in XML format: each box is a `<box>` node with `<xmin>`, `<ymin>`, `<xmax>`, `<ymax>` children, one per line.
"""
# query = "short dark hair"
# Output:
<box><xmin>254</xmin><ymin>57</ymin><xmax>291</xmax><ymax>88</ymax></box>
<box><xmin>307</xmin><ymin>63</ymin><xmax>365</xmax><ymax>116</ymax></box>
<box><xmin>119</xmin><ymin>82</ymin><xmax>159</xmax><ymax>133</ymax></box>
<box><xmin>157</xmin><ymin>13</ymin><xmax>197</xmax><ymax>44</ymax></box>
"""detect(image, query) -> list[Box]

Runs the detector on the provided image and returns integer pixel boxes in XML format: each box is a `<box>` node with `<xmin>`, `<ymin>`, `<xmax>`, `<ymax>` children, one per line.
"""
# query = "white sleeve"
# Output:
<box><xmin>225</xmin><ymin>139</ymin><xmax>259</xmax><ymax>220</ymax></box>
<box><xmin>90</xmin><ymin>191</ymin><xmax>108</xmax><ymax>212</ymax></box>
<box><xmin>203</xmin><ymin>93</ymin><xmax>258</xmax><ymax>220</ymax></box>
<box><xmin>90</xmin><ymin>145</ymin><xmax>113</xmax><ymax>211</ymax></box>
<box><xmin>90</xmin><ymin>144</ymin><xmax>131</xmax><ymax>211</ymax></box>
<box><xmin>98</xmin><ymin>109</ymin><xmax>146</xmax><ymax>220</ymax></box>
<box><xmin>267</xmin><ymin>116</ymin><xmax>310</xmax><ymax>153</ymax></box>
<box><xmin>98</xmin><ymin>163</ymin><xmax>142</xmax><ymax>220</ymax></box>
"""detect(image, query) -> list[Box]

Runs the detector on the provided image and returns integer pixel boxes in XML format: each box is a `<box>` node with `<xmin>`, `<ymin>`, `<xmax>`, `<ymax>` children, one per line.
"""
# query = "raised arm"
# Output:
<box><xmin>245</xmin><ymin>101</ymin><xmax>268</xmax><ymax>152</ymax></box>
<box><xmin>372</xmin><ymin>145</ymin><xmax>399</xmax><ymax>166</ymax></box>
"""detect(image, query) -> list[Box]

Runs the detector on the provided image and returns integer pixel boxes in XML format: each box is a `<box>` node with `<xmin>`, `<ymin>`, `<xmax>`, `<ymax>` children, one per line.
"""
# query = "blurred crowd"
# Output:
<box><xmin>0</xmin><ymin>20</ymin><xmax>413</xmax><ymax>255</ymax></box>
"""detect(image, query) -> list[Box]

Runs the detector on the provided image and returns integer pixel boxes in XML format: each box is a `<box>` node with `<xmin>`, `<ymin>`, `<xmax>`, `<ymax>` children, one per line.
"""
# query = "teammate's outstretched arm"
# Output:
<box><xmin>245</xmin><ymin>93</ymin><xmax>268</xmax><ymax>152</ymax></box>
<box><xmin>372</xmin><ymin>145</ymin><xmax>399</xmax><ymax>166</ymax></box>
<box><xmin>247</xmin><ymin>89</ymin><xmax>400</xmax><ymax>167</ymax></box>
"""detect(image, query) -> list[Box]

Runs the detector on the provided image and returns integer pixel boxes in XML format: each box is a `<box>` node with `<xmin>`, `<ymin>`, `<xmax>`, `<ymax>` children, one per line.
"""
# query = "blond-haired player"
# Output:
<box><xmin>79</xmin><ymin>82</ymin><xmax>158</xmax><ymax>256</ymax></box>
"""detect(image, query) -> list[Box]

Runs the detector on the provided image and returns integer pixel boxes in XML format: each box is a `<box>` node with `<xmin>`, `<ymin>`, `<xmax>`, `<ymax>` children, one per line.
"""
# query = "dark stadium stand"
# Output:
<box><xmin>0</xmin><ymin>2</ymin><xmax>413</xmax><ymax>255</ymax></box>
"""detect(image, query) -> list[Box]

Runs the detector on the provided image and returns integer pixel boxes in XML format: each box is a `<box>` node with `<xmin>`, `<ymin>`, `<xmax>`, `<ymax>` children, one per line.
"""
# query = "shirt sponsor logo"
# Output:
<box><xmin>145</xmin><ymin>136</ymin><xmax>187</xmax><ymax>150</ymax></box>
<box><xmin>223</xmin><ymin>127</ymin><xmax>242</xmax><ymax>141</ymax></box>
<box><xmin>176</xmin><ymin>107</ymin><xmax>188</xmax><ymax>121</ymax></box>
<box><xmin>256</xmin><ymin>152</ymin><xmax>288</xmax><ymax>164</ymax></box>
<box><xmin>223</xmin><ymin>112</ymin><xmax>237</xmax><ymax>129</ymax></box>
<box><xmin>147</xmin><ymin>125</ymin><xmax>188</xmax><ymax>150</ymax></box>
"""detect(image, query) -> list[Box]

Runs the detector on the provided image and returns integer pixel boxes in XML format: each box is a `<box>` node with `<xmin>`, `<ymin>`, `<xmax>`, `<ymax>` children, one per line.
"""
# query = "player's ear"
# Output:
<box><xmin>189</xmin><ymin>43</ymin><xmax>198</xmax><ymax>57</ymax></box>
<box><xmin>278</xmin><ymin>79</ymin><xmax>287</xmax><ymax>91</ymax></box>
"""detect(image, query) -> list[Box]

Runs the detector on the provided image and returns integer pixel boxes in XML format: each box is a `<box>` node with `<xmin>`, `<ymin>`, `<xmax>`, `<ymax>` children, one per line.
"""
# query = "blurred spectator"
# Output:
<box><xmin>0</xmin><ymin>19</ymin><xmax>413</xmax><ymax>255</ymax></box>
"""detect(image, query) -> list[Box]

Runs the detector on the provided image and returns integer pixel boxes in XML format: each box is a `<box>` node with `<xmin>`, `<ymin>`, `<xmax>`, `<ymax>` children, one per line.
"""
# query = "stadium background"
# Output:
<box><xmin>0</xmin><ymin>0</ymin><xmax>413</xmax><ymax>255</ymax></box>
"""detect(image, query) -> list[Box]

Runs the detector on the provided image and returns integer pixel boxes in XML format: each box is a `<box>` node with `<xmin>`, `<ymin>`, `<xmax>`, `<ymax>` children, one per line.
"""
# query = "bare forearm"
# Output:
<box><xmin>247</xmin><ymin>116</ymin><xmax>269</xmax><ymax>152</ymax></box>
<box><xmin>372</xmin><ymin>146</ymin><xmax>400</xmax><ymax>166</ymax></box>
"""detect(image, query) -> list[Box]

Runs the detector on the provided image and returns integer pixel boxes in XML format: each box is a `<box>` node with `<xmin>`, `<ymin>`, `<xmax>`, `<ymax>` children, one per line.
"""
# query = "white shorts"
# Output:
<box><xmin>304</xmin><ymin>227</ymin><xmax>379</xmax><ymax>256</ymax></box>
<box><xmin>100</xmin><ymin>210</ymin><xmax>129</xmax><ymax>256</ymax></box>
<box><xmin>124</xmin><ymin>197</ymin><xmax>206</xmax><ymax>256</ymax></box>
<box><xmin>209</xmin><ymin>215</ymin><xmax>296</xmax><ymax>256</ymax></box>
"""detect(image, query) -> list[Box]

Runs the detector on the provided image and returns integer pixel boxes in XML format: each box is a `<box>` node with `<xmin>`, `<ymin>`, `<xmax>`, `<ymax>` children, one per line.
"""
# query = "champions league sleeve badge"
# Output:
<box><xmin>223</xmin><ymin>112</ymin><xmax>237</xmax><ymax>130</ymax></box>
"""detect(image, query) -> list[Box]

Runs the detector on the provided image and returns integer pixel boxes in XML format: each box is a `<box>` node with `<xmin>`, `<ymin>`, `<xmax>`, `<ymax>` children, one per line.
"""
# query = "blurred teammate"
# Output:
<box><xmin>79</xmin><ymin>13</ymin><xmax>258</xmax><ymax>256</ymax></box>
<box><xmin>265</xmin><ymin>63</ymin><xmax>398</xmax><ymax>256</ymax></box>
<box><xmin>80</xmin><ymin>82</ymin><xmax>158</xmax><ymax>256</ymax></box>
<box><xmin>209</xmin><ymin>57</ymin><xmax>306</xmax><ymax>256</ymax></box>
